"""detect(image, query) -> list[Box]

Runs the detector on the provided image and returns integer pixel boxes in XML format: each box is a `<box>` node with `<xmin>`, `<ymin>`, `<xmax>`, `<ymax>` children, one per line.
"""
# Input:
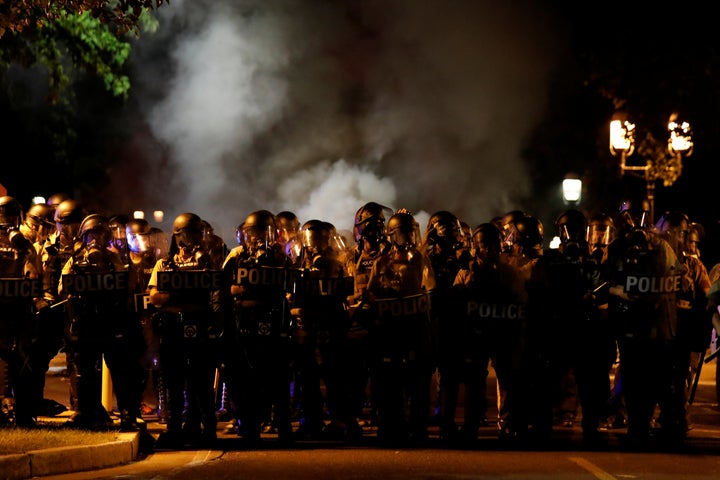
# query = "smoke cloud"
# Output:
<box><xmin>128</xmin><ymin>0</ymin><xmax>565</xmax><ymax>243</ymax></box>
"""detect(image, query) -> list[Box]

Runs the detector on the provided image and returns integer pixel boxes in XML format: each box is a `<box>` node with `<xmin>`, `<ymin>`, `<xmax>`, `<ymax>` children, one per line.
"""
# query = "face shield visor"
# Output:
<box><xmin>25</xmin><ymin>214</ymin><xmax>53</xmax><ymax>242</ymax></box>
<box><xmin>81</xmin><ymin>228</ymin><xmax>110</xmax><ymax>250</ymax></box>
<box><xmin>241</xmin><ymin>224</ymin><xmax>275</xmax><ymax>254</ymax></box>
<box><xmin>0</xmin><ymin>213</ymin><xmax>21</xmax><ymax>230</ymax></box>
<box><xmin>358</xmin><ymin>217</ymin><xmax>385</xmax><ymax>244</ymax></box>
<box><xmin>587</xmin><ymin>224</ymin><xmax>613</xmax><ymax>257</ymax></box>
<box><xmin>57</xmin><ymin>222</ymin><xmax>80</xmax><ymax>247</ymax></box>
<box><xmin>127</xmin><ymin>231</ymin><xmax>153</xmax><ymax>254</ymax></box>
<box><xmin>301</xmin><ymin>227</ymin><xmax>330</xmax><ymax>254</ymax></box>
<box><xmin>151</xmin><ymin>229</ymin><xmax>170</xmax><ymax>258</ymax></box>
<box><xmin>500</xmin><ymin>223</ymin><xmax>519</xmax><ymax>253</ymax></box>
<box><xmin>390</xmin><ymin>224</ymin><xmax>421</xmax><ymax>250</ymax></box>
<box><xmin>472</xmin><ymin>233</ymin><xmax>500</xmax><ymax>260</ymax></box>
<box><xmin>685</xmin><ymin>231</ymin><xmax>700</xmax><ymax>257</ymax></box>
<box><xmin>174</xmin><ymin>229</ymin><xmax>203</xmax><ymax>250</ymax></box>
<box><xmin>429</xmin><ymin>218</ymin><xmax>465</xmax><ymax>250</ymax></box>
<box><xmin>278</xmin><ymin>222</ymin><xmax>300</xmax><ymax>246</ymax></box>
<box><xmin>109</xmin><ymin>224</ymin><xmax>127</xmax><ymax>251</ymax></box>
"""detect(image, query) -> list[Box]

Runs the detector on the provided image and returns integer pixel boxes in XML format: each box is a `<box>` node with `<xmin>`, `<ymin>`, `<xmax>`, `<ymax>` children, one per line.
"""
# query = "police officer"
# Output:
<box><xmin>59</xmin><ymin>214</ymin><xmax>136</xmax><ymax>430</ymax></box>
<box><xmin>276</xmin><ymin>211</ymin><xmax>303</xmax><ymax>267</ymax></box>
<box><xmin>529</xmin><ymin>209</ymin><xmax>617</xmax><ymax>447</ymax></box>
<box><xmin>18</xmin><ymin>201</ymin><xmax>64</xmax><ymax>418</ymax></box>
<box><xmin>222</xmin><ymin>210</ymin><xmax>293</xmax><ymax>446</ymax></box>
<box><xmin>367</xmin><ymin>211</ymin><xmax>436</xmax><ymax>445</ymax></box>
<box><xmin>344</xmin><ymin>202</ymin><xmax>393</xmax><ymax>428</ymax></box>
<box><xmin>448</xmin><ymin>222</ymin><xmax>528</xmax><ymax>445</ymax></box>
<box><xmin>291</xmin><ymin>220</ymin><xmax>356</xmax><ymax>441</ymax></box>
<box><xmin>40</xmin><ymin>199</ymin><xmax>85</xmax><ymax>413</ymax></box>
<box><xmin>498</xmin><ymin>210</ymin><xmax>551</xmax><ymax>442</ymax></box>
<box><xmin>607</xmin><ymin>219</ymin><xmax>685</xmax><ymax>448</ymax></box>
<box><xmin>0</xmin><ymin>196</ymin><xmax>41</xmax><ymax>427</ymax></box>
<box><xmin>422</xmin><ymin>211</ymin><xmax>470</xmax><ymax>433</ymax></box>
<box><xmin>19</xmin><ymin>202</ymin><xmax>54</xmax><ymax>272</ymax></box>
<box><xmin>148</xmin><ymin>213</ymin><xmax>224</xmax><ymax>447</ymax></box>
<box><xmin>108</xmin><ymin>214</ymin><xmax>131</xmax><ymax>263</ymax></box>
<box><xmin>655</xmin><ymin>211</ymin><xmax>711</xmax><ymax>440</ymax></box>
<box><xmin>125</xmin><ymin>218</ymin><xmax>164</xmax><ymax>424</ymax></box>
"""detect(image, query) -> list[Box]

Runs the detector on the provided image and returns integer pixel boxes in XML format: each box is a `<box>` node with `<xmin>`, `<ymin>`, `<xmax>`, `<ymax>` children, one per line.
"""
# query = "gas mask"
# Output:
<box><xmin>175</xmin><ymin>230</ymin><xmax>203</xmax><ymax>258</ymax></box>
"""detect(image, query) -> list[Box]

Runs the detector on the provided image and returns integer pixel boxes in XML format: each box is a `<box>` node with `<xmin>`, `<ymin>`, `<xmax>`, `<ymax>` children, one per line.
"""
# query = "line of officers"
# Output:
<box><xmin>0</xmin><ymin>194</ymin><xmax>717</xmax><ymax>451</ymax></box>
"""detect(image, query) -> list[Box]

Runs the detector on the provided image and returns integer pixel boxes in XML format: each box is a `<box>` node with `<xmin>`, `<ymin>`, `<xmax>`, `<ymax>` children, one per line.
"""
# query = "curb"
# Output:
<box><xmin>0</xmin><ymin>431</ymin><xmax>140</xmax><ymax>480</ymax></box>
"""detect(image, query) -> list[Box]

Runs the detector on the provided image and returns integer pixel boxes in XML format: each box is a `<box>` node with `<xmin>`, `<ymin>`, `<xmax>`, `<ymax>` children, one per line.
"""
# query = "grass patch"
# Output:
<box><xmin>0</xmin><ymin>422</ymin><xmax>119</xmax><ymax>455</ymax></box>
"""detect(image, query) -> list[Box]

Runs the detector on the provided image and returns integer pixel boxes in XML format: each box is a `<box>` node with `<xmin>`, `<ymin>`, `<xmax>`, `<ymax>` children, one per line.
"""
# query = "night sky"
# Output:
<box><xmin>2</xmin><ymin>0</ymin><xmax>720</xmax><ymax>262</ymax></box>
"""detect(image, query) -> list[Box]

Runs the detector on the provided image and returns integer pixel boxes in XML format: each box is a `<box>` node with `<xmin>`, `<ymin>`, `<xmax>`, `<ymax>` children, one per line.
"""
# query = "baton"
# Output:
<box><xmin>592</xmin><ymin>281</ymin><xmax>609</xmax><ymax>294</ymax></box>
<box><xmin>49</xmin><ymin>298</ymin><xmax>69</xmax><ymax>309</ymax></box>
<box><xmin>689</xmin><ymin>350</ymin><xmax>705</xmax><ymax>405</ymax></box>
<box><xmin>704</xmin><ymin>347</ymin><xmax>720</xmax><ymax>364</ymax></box>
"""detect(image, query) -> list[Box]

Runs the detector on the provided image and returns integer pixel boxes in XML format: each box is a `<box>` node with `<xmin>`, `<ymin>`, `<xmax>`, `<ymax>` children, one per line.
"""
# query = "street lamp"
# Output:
<box><xmin>562</xmin><ymin>174</ymin><xmax>582</xmax><ymax>205</ymax></box>
<box><xmin>609</xmin><ymin>112</ymin><xmax>693</xmax><ymax>223</ymax></box>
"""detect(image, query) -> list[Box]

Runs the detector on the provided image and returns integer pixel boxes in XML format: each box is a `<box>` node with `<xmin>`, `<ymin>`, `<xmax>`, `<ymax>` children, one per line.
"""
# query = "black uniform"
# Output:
<box><xmin>0</xmin><ymin>221</ymin><xmax>41</xmax><ymax>427</ymax></box>
<box><xmin>367</xmin><ymin>212</ymin><xmax>436</xmax><ymax>445</ymax></box>
<box><xmin>222</xmin><ymin>210</ymin><xmax>294</xmax><ymax>446</ymax></box>
<box><xmin>607</xmin><ymin>227</ymin><xmax>684</xmax><ymax>447</ymax></box>
<box><xmin>149</xmin><ymin>213</ymin><xmax>224</xmax><ymax>447</ymax></box>
<box><xmin>60</xmin><ymin>216</ymin><xmax>136</xmax><ymax>429</ymax></box>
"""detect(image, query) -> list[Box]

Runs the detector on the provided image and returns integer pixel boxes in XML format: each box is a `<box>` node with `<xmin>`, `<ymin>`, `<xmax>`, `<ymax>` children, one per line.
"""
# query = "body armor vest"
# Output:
<box><xmin>226</xmin><ymin>248</ymin><xmax>291</xmax><ymax>340</ymax></box>
<box><xmin>153</xmin><ymin>254</ymin><xmax>223</xmax><ymax>344</ymax></box>
<box><xmin>63</xmin><ymin>249</ymin><xmax>129</xmax><ymax>344</ymax></box>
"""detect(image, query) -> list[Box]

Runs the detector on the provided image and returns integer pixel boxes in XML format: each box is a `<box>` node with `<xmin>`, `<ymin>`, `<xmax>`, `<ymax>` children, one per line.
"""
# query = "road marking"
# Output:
<box><xmin>569</xmin><ymin>457</ymin><xmax>616</xmax><ymax>480</ymax></box>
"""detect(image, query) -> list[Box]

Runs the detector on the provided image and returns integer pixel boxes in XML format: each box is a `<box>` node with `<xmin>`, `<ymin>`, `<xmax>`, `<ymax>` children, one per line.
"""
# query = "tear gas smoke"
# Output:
<box><xmin>129</xmin><ymin>0</ymin><xmax>565</xmax><ymax>245</ymax></box>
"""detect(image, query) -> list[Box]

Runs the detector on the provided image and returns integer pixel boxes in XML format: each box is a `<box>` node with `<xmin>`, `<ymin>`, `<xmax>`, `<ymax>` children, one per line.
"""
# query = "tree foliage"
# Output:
<box><xmin>0</xmin><ymin>0</ymin><xmax>165</xmax><ymax>101</ymax></box>
<box><xmin>0</xmin><ymin>1</ymin><xmax>165</xmax><ymax>38</ymax></box>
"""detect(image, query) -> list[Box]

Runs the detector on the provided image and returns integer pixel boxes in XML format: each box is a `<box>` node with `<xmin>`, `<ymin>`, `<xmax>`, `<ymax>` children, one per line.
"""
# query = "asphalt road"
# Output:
<box><xmin>36</xmin><ymin>352</ymin><xmax>720</xmax><ymax>480</ymax></box>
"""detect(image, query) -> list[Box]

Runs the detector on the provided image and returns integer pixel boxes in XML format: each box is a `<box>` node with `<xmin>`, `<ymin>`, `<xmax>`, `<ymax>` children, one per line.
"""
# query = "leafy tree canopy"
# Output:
<box><xmin>0</xmin><ymin>1</ymin><xmax>165</xmax><ymax>101</ymax></box>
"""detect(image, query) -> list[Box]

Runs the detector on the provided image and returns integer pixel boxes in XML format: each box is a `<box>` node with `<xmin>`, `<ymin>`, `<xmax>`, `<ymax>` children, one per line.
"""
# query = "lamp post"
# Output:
<box><xmin>562</xmin><ymin>173</ymin><xmax>582</xmax><ymax>206</ymax></box>
<box><xmin>609</xmin><ymin>113</ymin><xmax>693</xmax><ymax>223</ymax></box>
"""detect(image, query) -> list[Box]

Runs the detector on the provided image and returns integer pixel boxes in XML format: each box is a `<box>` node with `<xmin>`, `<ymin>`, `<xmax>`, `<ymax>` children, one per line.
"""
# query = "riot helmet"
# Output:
<box><xmin>387</xmin><ymin>212</ymin><xmax>421</xmax><ymax>250</ymax></box>
<box><xmin>200</xmin><ymin>219</ymin><xmax>216</xmax><ymax>246</ymax></box>
<box><xmin>555</xmin><ymin>209</ymin><xmax>587</xmax><ymax>257</ymax></box>
<box><xmin>46</xmin><ymin>193</ymin><xmax>70</xmax><ymax>209</ymax></box>
<box><xmin>685</xmin><ymin>222</ymin><xmax>703</xmax><ymax>258</ymax></box>
<box><xmin>425</xmin><ymin>210</ymin><xmax>465</xmax><ymax>249</ymax></box>
<box><xmin>238</xmin><ymin>210</ymin><xmax>277</xmax><ymax>254</ymax></box>
<box><xmin>618</xmin><ymin>198</ymin><xmax>652</xmax><ymax>231</ymax></box>
<box><xmin>472</xmin><ymin>223</ymin><xmax>502</xmax><ymax>258</ymax></box>
<box><xmin>514</xmin><ymin>215</ymin><xmax>544</xmax><ymax>252</ymax></box>
<box><xmin>300</xmin><ymin>219</ymin><xmax>332</xmax><ymax>255</ymax></box>
<box><xmin>22</xmin><ymin>202</ymin><xmax>54</xmax><ymax>243</ymax></box>
<box><xmin>655</xmin><ymin>210</ymin><xmax>690</xmax><ymax>256</ymax></box>
<box><xmin>54</xmin><ymin>199</ymin><xmax>84</xmax><ymax>247</ymax></box>
<box><xmin>555</xmin><ymin>209</ymin><xmax>587</xmax><ymax>245</ymax></box>
<box><xmin>587</xmin><ymin>212</ymin><xmax>616</xmax><ymax>255</ymax></box>
<box><xmin>625</xmin><ymin>227</ymin><xmax>650</xmax><ymax>264</ymax></box>
<box><xmin>108</xmin><ymin>214</ymin><xmax>130</xmax><ymax>253</ymax></box>
<box><xmin>275</xmin><ymin>211</ymin><xmax>300</xmax><ymax>261</ymax></box>
<box><xmin>498</xmin><ymin>210</ymin><xmax>525</xmax><ymax>253</ymax></box>
<box><xmin>126</xmin><ymin>218</ymin><xmax>153</xmax><ymax>254</ymax></box>
<box><xmin>54</xmin><ymin>199</ymin><xmax>84</xmax><ymax>225</ymax></box>
<box><xmin>353</xmin><ymin>202</ymin><xmax>392</xmax><ymax>244</ymax></box>
<box><xmin>0</xmin><ymin>196</ymin><xmax>23</xmax><ymax>229</ymax></box>
<box><xmin>655</xmin><ymin>210</ymin><xmax>689</xmax><ymax>235</ymax></box>
<box><xmin>276</xmin><ymin>211</ymin><xmax>300</xmax><ymax>241</ymax></box>
<box><xmin>172</xmin><ymin>212</ymin><xmax>204</xmax><ymax>250</ymax></box>
<box><xmin>73</xmin><ymin>214</ymin><xmax>112</xmax><ymax>267</ymax></box>
<box><xmin>79</xmin><ymin>214</ymin><xmax>111</xmax><ymax>248</ymax></box>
